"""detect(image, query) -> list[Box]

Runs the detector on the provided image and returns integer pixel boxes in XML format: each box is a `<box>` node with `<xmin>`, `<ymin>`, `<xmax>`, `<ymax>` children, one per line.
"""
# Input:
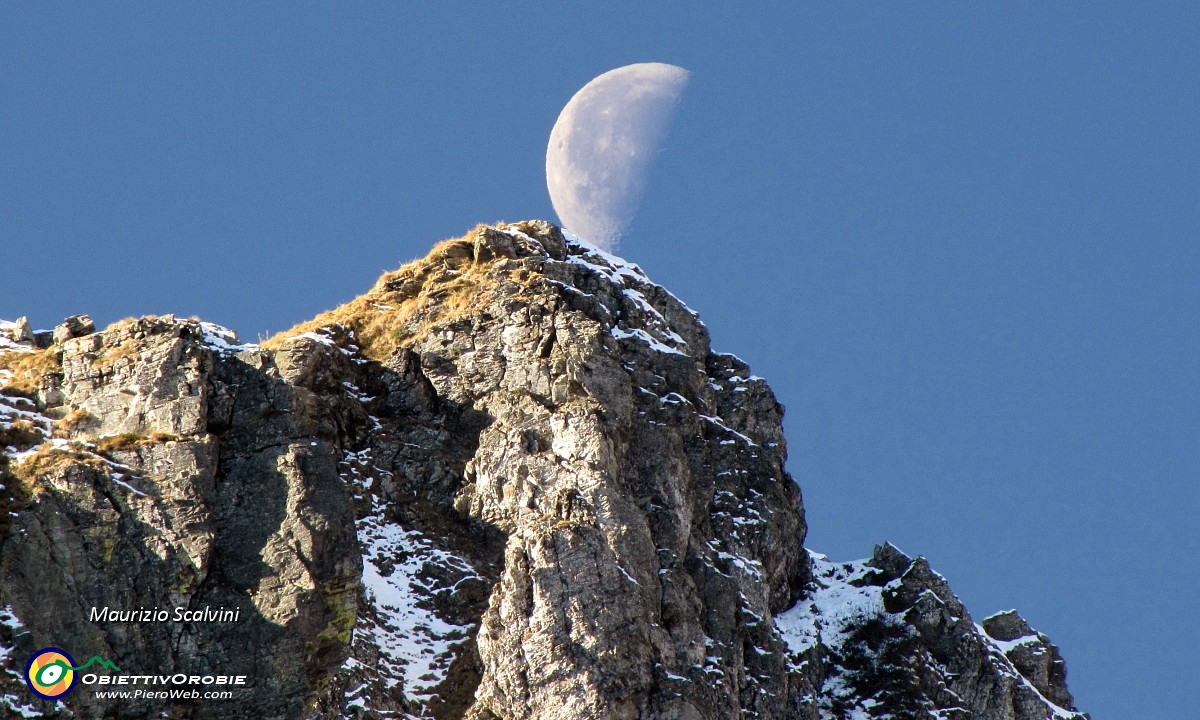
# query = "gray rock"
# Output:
<box><xmin>0</xmin><ymin>316</ymin><xmax>358</xmax><ymax>719</ymax></box>
<box><xmin>982</xmin><ymin>610</ymin><xmax>1075</xmax><ymax>711</ymax></box>
<box><xmin>52</xmin><ymin>314</ymin><xmax>95</xmax><ymax>344</ymax></box>
<box><xmin>0</xmin><ymin>223</ymin><xmax>1086</xmax><ymax>720</ymax></box>
<box><xmin>1</xmin><ymin>317</ymin><xmax>33</xmax><ymax>344</ymax></box>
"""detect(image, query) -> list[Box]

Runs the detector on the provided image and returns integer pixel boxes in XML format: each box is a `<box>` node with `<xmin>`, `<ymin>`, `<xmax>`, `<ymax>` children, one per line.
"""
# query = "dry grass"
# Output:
<box><xmin>0</xmin><ymin>460</ymin><xmax>31</xmax><ymax>521</ymax></box>
<box><xmin>8</xmin><ymin>434</ymin><xmax>169</xmax><ymax>500</ymax></box>
<box><xmin>0</xmin><ymin>347</ymin><xmax>62</xmax><ymax>397</ymax></box>
<box><xmin>93</xmin><ymin>341</ymin><xmax>140</xmax><ymax>369</ymax></box>
<box><xmin>0</xmin><ymin>419</ymin><xmax>44</xmax><ymax>449</ymax></box>
<box><xmin>104</xmin><ymin>317</ymin><xmax>141</xmax><ymax>332</ymax></box>
<box><xmin>11</xmin><ymin>442</ymin><xmax>107</xmax><ymax>491</ymax></box>
<box><xmin>95</xmin><ymin>432</ymin><xmax>178</xmax><ymax>453</ymax></box>
<box><xmin>264</xmin><ymin>225</ymin><xmax>521</xmax><ymax>360</ymax></box>
<box><xmin>91</xmin><ymin>317</ymin><xmax>159</xmax><ymax>369</ymax></box>
<box><xmin>53</xmin><ymin>409</ymin><xmax>99</xmax><ymax>438</ymax></box>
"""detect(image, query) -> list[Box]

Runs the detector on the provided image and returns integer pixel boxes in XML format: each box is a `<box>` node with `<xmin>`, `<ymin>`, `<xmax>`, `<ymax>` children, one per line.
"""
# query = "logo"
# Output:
<box><xmin>24</xmin><ymin>648</ymin><xmax>120</xmax><ymax>701</ymax></box>
<box><xmin>25</xmin><ymin>648</ymin><xmax>77</xmax><ymax>700</ymax></box>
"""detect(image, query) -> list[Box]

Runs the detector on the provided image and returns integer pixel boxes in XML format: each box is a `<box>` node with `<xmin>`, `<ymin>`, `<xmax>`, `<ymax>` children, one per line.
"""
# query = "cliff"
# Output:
<box><xmin>0</xmin><ymin>221</ymin><xmax>1086</xmax><ymax>719</ymax></box>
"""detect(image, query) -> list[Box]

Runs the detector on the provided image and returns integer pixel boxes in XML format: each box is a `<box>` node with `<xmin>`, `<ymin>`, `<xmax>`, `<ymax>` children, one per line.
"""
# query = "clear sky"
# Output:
<box><xmin>3</xmin><ymin>4</ymin><xmax>1197</xmax><ymax>718</ymax></box>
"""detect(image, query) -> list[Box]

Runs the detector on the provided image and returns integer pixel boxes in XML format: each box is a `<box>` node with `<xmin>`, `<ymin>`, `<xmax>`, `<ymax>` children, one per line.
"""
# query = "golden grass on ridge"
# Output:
<box><xmin>264</xmin><ymin>225</ymin><xmax>524</xmax><ymax>360</ymax></box>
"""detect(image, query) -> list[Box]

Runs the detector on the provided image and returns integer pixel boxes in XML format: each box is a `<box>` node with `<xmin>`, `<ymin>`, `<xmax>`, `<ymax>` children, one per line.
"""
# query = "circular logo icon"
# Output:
<box><xmin>25</xmin><ymin>648</ymin><xmax>78</xmax><ymax>700</ymax></box>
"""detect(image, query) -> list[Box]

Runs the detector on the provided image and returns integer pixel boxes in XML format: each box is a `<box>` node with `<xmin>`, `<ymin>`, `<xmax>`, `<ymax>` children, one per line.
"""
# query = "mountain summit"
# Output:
<box><xmin>0</xmin><ymin>221</ymin><xmax>1085</xmax><ymax>719</ymax></box>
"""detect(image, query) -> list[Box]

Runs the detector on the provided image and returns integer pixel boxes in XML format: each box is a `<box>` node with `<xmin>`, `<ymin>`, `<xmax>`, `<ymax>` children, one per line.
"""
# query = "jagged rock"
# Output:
<box><xmin>0</xmin><ymin>221</ymin><xmax>1085</xmax><ymax>720</ymax></box>
<box><xmin>0</xmin><ymin>318</ymin><xmax>33</xmax><ymax>344</ymax></box>
<box><xmin>52</xmin><ymin>314</ymin><xmax>95</xmax><ymax>344</ymax></box>
<box><xmin>0</xmin><ymin>317</ymin><xmax>359</xmax><ymax>720</ymax></box>
<box><xmin>776</xmin><ymin>546</ymin><xmax>1084</xmax><ymax>720</ymax></box>
<box><xmin>981</xmin><ymin>610</ymin><xmax>1074</xmax><ymax>711</ymax></box>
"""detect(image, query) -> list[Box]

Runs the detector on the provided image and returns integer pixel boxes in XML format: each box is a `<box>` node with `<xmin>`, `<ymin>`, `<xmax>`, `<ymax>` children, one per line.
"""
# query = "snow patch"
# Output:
<box><xmin>0</xmin><ymin>696</ymin><xmax>42</xmax><ymax>718</ymax></box>
<box><xmin>199</xmin><ymin>322</ymin><xmax>258</xmax><ymax>355</ymax></box>
<box><xmin>976</xmin><ymin>624</ymin><xmax>1080</xmax><ymax>719</ymax></box>
<box><xmin>699</xmin><ymin>415</ymin><xmax>758</xmax><ymax>447</ymax></box>
<box><xmin>775</xmin><ymin>552</ymin><xmax>884</xmax><ymax>658</ymax></box>
<box><xmin>986</xmin><ymin>633</ymin><xmax>1043</xmax><ymax>654</ymax></box>
<box><xmin>0</xmin><ymin>607</ymin><xmax>39</xmax><ymax>717</ymax></box>
<box><xmin>357</xmin><ymin>516</ymin><xmax>477</xmax><ymax>697</ymax></box>
<box><xmin>776</xmin><ymin>552</ymin><xmax>1084</xmax><ymax>720</ymax></box>
<box><xmin>610</xmin><ymin>327</ymin><xmax>687</xmax><ymax>356</ymax></box>
<box><xmin>340</xmin><ymin>448</ymin><xmax>481</xmax><ymax>709</ymax></box>
<box><xmin>551</xmin><ymin>230</ymin><xmax>698</xmax><ymax>358</ymax></box>
<box><xmin>291</xmin><ymin>328</ymin><xmax>371</xmax><ymax>364</ymax></box>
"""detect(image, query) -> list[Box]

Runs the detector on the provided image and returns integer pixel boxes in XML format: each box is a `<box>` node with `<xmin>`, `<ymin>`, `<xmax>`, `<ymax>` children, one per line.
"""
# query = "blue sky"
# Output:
<box><xmin>3</xmin><ymin>4</ymin><xmax>1198</xmax><ymax>717</ymax></box>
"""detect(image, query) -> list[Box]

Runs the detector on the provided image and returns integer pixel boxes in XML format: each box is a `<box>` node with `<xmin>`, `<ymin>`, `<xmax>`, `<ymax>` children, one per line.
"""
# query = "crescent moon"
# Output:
<box><xmin>546</xmin><ymin>63</ymin><xmax>690</xmax><ymax>250</ymax></box>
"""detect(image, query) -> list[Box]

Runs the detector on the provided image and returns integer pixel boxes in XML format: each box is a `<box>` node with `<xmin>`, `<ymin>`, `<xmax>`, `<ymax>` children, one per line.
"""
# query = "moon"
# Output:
<box><xmin>546</xmin><ymin>63</ymin><xmax>690</xmax><ymax>251</ymax></box>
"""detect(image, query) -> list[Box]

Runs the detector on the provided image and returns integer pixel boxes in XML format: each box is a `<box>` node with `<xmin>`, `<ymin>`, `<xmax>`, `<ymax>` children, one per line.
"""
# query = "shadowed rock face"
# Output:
<box><xmin>0</xmin><ymin>222</ymin><xmax>1084</xmax><ymax>720</ymax></box>
<box><xmin>0</xmin><ymin>317</ymin><xmax>360</xmax><ymax>720</ymax></box>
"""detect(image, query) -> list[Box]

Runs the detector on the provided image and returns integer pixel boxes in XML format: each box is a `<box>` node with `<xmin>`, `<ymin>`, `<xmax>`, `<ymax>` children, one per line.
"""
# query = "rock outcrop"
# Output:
<box><xmin>0</xmin><ymin>222</ymin><xmax>1086</xmax><ymax>719</ymax></box>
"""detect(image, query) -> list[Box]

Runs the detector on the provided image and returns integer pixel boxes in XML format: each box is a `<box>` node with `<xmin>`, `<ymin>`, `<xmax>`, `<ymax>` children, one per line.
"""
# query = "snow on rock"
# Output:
<box><xmin>977</xmin><ymin>612</ymin><xmax>1081</xmax><ymax>720</ymax></box>
<box><xmin>287</xmin><ymin>326</ymin><xmax>371</xmax><ymax>365</ymax></box>
<box><xmin>356</xmin><ymin>512</ymin><xmax>478</xmax><ymax>699</ymax></box>
<box><xmin>775</xmin><ymin>548</ymin><xmax>1086</xmax><ymax>720</ymax></box>
<box><xmin>336</xmin><ymin>448</ymin><xmax>482</xmax><ymax>718</ymax></box>
<box><xmin>0</xmin><ymin>606</ymin><xmax>42</xmax><ymax>718</ymax></box>
<box><xmin>610</xmin><ymin>326</ymin><xmax>687</xmax><ymax>356</ymax></box>
<box><xmin>0</xmin><ymin>606</ymin><xmax>25</xmax><ymax>670</ymax></box>
<box><xmin>0</xmin><ymin>324</ymin><xmax>54</xmax><ymax>458</ymax></box>
<box><xmin>547</xmin><ymin>228</ymin><xmax>699</xmax><ymax>358</ymax></box>
<box><xmin>0</xmin><ymin>392</ymin><xmax>52</xmax><ymax>455</ymax></box>
<box><xmin>775</xmin><ymin>551</ymin><xmax>884</xmax><ymax>660</ymax></box>
<box><xmin>0</xmin><ymin>693</ymin><xmax>42</xmax><ymax>718</ymax></box>
<box><xmin>0</xmin><ymin>321</ymin><xmax>33</xmax><ymax>353</ymax></box>
<box><xmin>198</xmin><ymin>322</ymin><xmax>258</xmax><ymax>355</ymax></box>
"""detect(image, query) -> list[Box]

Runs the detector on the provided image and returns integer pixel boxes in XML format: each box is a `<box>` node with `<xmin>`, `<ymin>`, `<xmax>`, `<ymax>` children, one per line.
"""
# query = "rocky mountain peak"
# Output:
<box><xmin>0</xmin><ymin>222</ymin><xmax>1085</xmax><ymax>719</ymax></box>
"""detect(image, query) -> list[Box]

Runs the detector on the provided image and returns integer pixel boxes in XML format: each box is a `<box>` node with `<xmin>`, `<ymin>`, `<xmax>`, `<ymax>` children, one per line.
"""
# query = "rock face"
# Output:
<box><xmin>0</xmin><ymin>223</ymin><xmax>1086</xmax><ymax>719</ymax></box>
<box><xmin>0</xmin><ymin>317</ymin><xmax>359</xmax><ymax>720</ymax></box>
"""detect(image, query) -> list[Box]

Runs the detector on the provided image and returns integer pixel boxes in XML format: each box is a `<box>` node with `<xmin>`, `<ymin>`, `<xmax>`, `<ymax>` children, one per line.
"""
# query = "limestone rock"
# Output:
<box><xmin>0</xmin><ymin>318</ymin><xmax>33</xmax><ymax>344</ymax></box>
<box><xmin>774</xmin><ymin>544</ymin><xmax>1084</xmax><ymax>720</ymax></box>
<box><xmin>981</xmin><ymin>610</ymin><xmax>1075</xmax><ymax>711</ymax></box>
<box><xmin>52</xmin><ymin>314</ymin><xmax>95</xmax><ymax>344</ymax></box>
<box><xmin>0</xmin><ymin>222</ymin><xmax>1086</xmax><ymax>720</ymax></box>
<box><xmin>0</xmin><ymin>317</ymin><xmax>358</xmax><ymax>720</ymax></box>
